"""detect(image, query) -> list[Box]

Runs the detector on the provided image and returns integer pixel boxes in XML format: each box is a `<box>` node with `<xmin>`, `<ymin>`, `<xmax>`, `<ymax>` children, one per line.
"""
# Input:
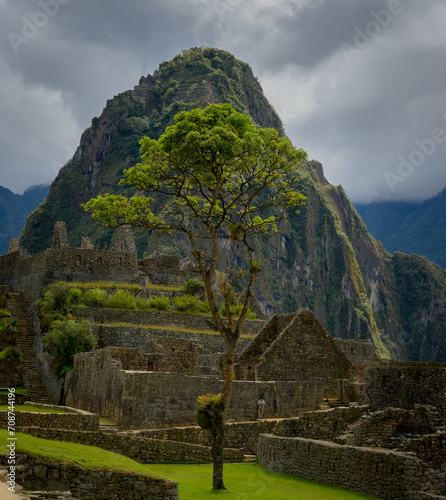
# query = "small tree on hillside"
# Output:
<box><xmin>84</xmin><ymin>103</ymin><xmax>307</xmax><ymax>490</ymax></box>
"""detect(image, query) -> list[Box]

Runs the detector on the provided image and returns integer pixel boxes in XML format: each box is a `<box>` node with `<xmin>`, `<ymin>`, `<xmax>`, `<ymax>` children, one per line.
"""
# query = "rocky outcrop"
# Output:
<box><xmin>17</xmin><ymin>48</ymin><xmax>446</xmax><ymax>362</ymax></box>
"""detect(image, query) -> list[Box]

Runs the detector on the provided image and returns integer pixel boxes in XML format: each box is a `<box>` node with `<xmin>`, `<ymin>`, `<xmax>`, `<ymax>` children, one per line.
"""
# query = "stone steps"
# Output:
<box><xmin>6</xmin><ymin>292</ymin><xmax>52</xmax><ymax>404</ymax></box>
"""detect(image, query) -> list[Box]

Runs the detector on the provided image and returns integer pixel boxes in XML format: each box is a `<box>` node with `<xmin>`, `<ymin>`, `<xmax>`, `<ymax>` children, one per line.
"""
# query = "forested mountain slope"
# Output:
<box><xmin>19</xmin><ymin>48</ymin><xmax>446</xmax><ymax>362</ymax></box>
<box><xmin>0</xmin><ymin>184</ymin><xmax>49</xmax><ymax>254</ymax></box>
<box><xmin>356</xmin><ymin>188</ymin><xmax>446</xmax><ymax>269</ymax></box>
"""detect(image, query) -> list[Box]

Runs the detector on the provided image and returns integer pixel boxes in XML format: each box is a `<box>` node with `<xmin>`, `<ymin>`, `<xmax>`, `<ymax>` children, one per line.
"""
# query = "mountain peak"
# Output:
<box><xmin>17</xmin><ymin>48</ymin><xmax>446</xmax><ymax>362</ymax></box>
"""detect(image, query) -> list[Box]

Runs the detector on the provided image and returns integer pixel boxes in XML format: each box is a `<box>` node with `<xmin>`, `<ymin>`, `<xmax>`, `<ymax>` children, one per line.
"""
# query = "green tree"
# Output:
<box><xmin>43</xmin><ymin>320</ymin><xmax>97</xmax><ymax>376</ymax></box>
<box><xmin>84</xmin><ymin>103</ymin><xmax>306</xmax><ymax>490</ymax></box>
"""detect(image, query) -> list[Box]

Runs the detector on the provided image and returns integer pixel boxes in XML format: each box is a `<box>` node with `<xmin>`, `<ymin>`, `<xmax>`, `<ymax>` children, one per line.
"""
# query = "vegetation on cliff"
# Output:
<box><xmin>17</xmin><ymin>47</ymin><xmax>446</xmax><ymax>362</ymax></box>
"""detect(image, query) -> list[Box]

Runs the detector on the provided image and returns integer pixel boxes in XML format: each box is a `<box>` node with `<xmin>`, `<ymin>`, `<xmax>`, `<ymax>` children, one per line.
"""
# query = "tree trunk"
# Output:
<box><xmin>211</xmin><ymin>422</ymin><xmax>226</xmax><ymax>490</ymax></box>
<box><xmin>211</xmin><ymin>341</ymin><xmax>236</xmax><ymax>490</ymax></box>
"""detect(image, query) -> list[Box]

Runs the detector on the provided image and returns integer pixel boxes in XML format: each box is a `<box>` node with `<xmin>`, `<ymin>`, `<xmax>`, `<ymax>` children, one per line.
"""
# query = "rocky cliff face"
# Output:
<box><xmin>19</xmin><ymin>48</ymin><xmax>446</xmax><ymax>362</ymax></box>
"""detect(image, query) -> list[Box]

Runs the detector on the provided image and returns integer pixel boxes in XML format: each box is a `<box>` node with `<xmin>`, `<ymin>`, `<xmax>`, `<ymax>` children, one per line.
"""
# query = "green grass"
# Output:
<box><xmin>94</xmin><ymin>321</ymin><xmax>217</xmax><ymax>334</ymax></box>
<box><xmin>0</xmin><ymin>404</ymin><xmax>73</xmax><ymax>414</ymax></box>
<box><xmin>0</xmin><ymin>386</ymin><xmax>30</xmax><ymax>396</ymax></box>
<box><xmin>99</xmin><ymin>416</ymin><xmax>118</xmax><ymax>426</ymax></box>
<box><xmin>65</xmin><ymin>281</ymin><xmax>143</xmax><ymax>290</ymax></box>
<box><xmin>142</xmin><ymin>463</ymin><xmax>381</xmax><ymax>499</ymax></box>
<box><xmin>0</xmin><ymin>433</ymin><xmax>379</xmax><ymax>498</ymax></box>
<box><xmin>66</xmin><ymin>281</ymin><xmax>183</xmax><ymax>292</ymax></box>
<box><xmin>0</xmin><ymin>430</ymin><xmax>162</xmax><ymax>478</ymax></box>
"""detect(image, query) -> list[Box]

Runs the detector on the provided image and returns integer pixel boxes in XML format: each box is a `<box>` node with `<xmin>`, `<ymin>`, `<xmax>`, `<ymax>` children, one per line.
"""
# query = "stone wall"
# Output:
<box><xmin>150</xmin><ymin>337</ymin><xmax>200</xmax><ymax>375</ymax></box>
<box><xmin>363</xmin><ymin>365</ymin><xmax>446</xmax><ymax>419</ymax></box>
<box><xmin>0</xmin><ymin>453</ymin><xmax>179</xmax><ymax>500</ymax></box>
<box><xmin>104</xmin><ymin>346</ymin><xmax>149</xmax><ymax>371</ymax></box>
<box><xmin>0</xmin><ymin>392</ymin><xmax>28</xmax><ymax>405</ymax></box>
<box><xmin>334</xmin><ymin>339</ymin><xmax>377</xmax><ymax>365</ymax></box>
<box><xmin>0</xmin><ymin>250</ymin><xmax>48</xmax><ymax>303</ymax></box>
<box><xmin>132</xmin><ymin>406</ymin><xmax>369</xmax><ymax>455</ymax></box>
<box><xmin>93</xmin><ymin>324</ymin><xmax>252</xmax><ymax>356</ymax></box>
<box><xmin>237</xmin><ymin>312</ymin><xmax>297</xmax><ymax>379</ymax></box>
<box><xmin>0</xmin><ymin>249</ymin><xmax>139</xmax><ymax>302</ymax></box>
<box><xmin>255</xmin><ymin>310</ymin><xmax>352</xmax><ymax>398</ymax></box>
<box><xmin>277</xmin><ymin>405</ymin><xmax>370</xmax><ymax>441</ymax></box>
<box><xmin>0</xmin><ymin>407</ymin><xmax>99</xmax><ymax>431</ymax></box>
<box><xmin>65</xmin><ymin>347</ymin><xmax>324</xmax><ymax>428</ymax></box>
<box><xmin>135</xmin><ymin>420</ymin><xmax>280</xmax><ymax>456</ymax></box>
<box><xmin>342</xmin><ymin>406</ymin><xmax>442</xmax><ymax>448</ymax></box>
<box><xmin>139</xmin><ymin>255</ymin><xmax>199</xmax><ymax>286</ymax></box>
<box><xmin>16</xmin><ymin>427</ymin><xmax>244</xmax><ymax>463</ymax></box>
<box><xmin>405</xmin><ymin>433</ymin><xmax>446</xmax><ymax>470</ymax></box>
<box><xmin>83</xmin><ymin>307</ymin><xmax>261</xmax><ymax>337</ymax></box>
<box><xmin>257</xmin><ymin>434</ymin><xmax>430</xmax><ymax>499</ymax></box>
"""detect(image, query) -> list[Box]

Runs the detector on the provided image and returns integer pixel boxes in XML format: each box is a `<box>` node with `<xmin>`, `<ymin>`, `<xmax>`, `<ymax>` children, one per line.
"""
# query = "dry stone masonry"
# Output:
<box><xmin>0</xmin><ymin>453</ymin><xmax>179</xmax><ymax>500</ymax></box>
<box><xmin>65</xmin><ymin>346</ymin><xmax>324</xmax><ymax>428</ymax></box>
<box><xmin>1</xmin><ymin>221</ymin><xmax>446</xmax><ymax>498</ymax></box>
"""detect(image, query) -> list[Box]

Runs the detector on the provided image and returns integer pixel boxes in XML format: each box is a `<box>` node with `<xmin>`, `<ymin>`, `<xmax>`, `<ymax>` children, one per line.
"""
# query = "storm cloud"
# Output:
<box><xmin>1</xmin><ymin>0</ymin><xmax>445</xmax><ymax>202</ymax></box>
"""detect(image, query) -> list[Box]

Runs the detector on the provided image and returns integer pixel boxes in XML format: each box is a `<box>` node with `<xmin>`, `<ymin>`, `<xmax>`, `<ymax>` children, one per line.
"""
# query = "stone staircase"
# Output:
<box><xmin>6</xmin><ymin>292</ymin><xmax>52</xmax><ymax>404</ymax></box>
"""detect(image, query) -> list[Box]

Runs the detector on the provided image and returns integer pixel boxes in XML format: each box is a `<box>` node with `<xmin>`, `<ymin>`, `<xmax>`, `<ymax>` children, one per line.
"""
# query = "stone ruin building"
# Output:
<box><xmin>0</xmin><ymin>221</ymin><xmax>445</xmax><ymax>499</ymax></box>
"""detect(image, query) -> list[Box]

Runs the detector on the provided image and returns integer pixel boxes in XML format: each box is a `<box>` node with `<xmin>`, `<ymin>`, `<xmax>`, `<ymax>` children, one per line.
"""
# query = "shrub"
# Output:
<box><xmin>173</xmin><ymin>294</ymin><xmax>201</xmax><ymax>312</ymax></box>
<box><xmin>197</xmin><ymin>300</ymin><xmax>211</xmax><ymax>314</ymax></box>
<box><xmin>0</xmin><ymin>311</ymin><xmax>19</xmax><ymax>333</ymax></box>
<box><xmin>147</xmin><ymin>295</ymin><xmax>171</xmax><ymax>311</ymax></box>
<box><xmin>83</xmin><ymin>288</ymin><xmax>107</xmax><ymax>307</ymax></box>
<box><xmin>39</xmin><ymin>283</ymin><xmax>72</xmax><ymax>316</ymax></box>
<box><xmin>104</xmin><ymin>289</ymin><xmax>136</xmax><ymax>309</ymax></box>
<box><xmin>0</xmin><ymin>346</ymin><xmax>22</xmax><ymax>361</ymax></box>
<box><xmin>135</xmin><ymin>297</ymin><xmax>152</xmax><ymax>310</ymax></box>
<box><xmin>69</xmin><ymin>287</ymin><xmax>83</xmax><ymax>306</ymax></box>
<box><xmin>43</xmin><ymin>320</ymin><xmax>97</xmax><ymax>376</ymax></box>
<box><xmin>220</xmin><ymin>302</ymin><xmax>256</xmax><ymax>320</ymax></box>
<box><xmin>183</xmin><ymin>279</ymin><xmax>205</xmax><ymax>296</ymax></box>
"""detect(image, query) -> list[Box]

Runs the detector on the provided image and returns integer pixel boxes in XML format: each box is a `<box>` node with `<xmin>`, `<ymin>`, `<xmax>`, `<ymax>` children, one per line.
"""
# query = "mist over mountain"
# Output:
<box><xmin>356</xmin><ymin>187</ymin><xmax>446</xmax><ymax>269</ymax></box>
<box><xmin>17</xmin><ymin>48</ymin><xmax>446</xmax><ymax>362</ymax></box>
<box><xmin>0</xmin><ymin>183</ymin><xmax>49</xmax><ymax>254</ymax></box>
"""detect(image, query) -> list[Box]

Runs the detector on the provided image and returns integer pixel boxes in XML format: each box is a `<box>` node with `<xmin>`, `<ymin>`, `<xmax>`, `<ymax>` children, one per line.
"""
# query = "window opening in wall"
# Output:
<box><xmin>148</xmin><ymin>362</ymin><xmax>154</xmax><ymax>371</ymax></box>
<box><xmin>118</xmin><ymin>257</ymin><xmax>122</xmax><ymax>265</ymax></box>
<box><xmin>351</xmin><ymin>347</ymin><xmax>354</xmax><ymax>355</ymax></box>
<box><xmin>76</xmin><ymin>255</ymin><xmax>82</xmax><ymax>265</ymax></box>
<box><xmin>97</xmin><ymin>257</ymin><xmax>102</xmax><ymax>266</ymax></box>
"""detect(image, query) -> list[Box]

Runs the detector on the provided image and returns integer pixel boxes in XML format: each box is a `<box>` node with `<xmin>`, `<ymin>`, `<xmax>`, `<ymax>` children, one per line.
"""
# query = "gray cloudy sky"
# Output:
<box><xmin>1</xmin><ymin>0</ymin><xmax>445</xmax><ymax>203</ymax></box>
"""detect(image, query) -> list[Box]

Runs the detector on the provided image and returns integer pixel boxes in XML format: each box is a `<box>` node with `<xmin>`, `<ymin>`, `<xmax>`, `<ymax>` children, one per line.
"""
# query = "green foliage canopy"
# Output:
<box><xmin>84</xmin><ymin>103</ymin><xmax>306</xmax><ymax>336</ymax></box>
<box><xmin>84</xmin><ymin>102</ymin><xmax>307</xmax><ymax>491</ymax></box>
<box><xmin>43</xmin><ymin>320</ymin><xmax>97</xmax><ymax>376</ymax></box>
<box><xmin>84</xmin><ymin>103</ymin><xmax>306</xmax><ymax>245</ymax></box>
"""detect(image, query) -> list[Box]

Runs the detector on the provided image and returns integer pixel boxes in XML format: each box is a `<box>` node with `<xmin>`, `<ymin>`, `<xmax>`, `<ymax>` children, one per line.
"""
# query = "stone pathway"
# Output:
<box><xmin>6</xmin><ymin>292</ymin><xmax>52</xmax><ymax>404</ymax></box>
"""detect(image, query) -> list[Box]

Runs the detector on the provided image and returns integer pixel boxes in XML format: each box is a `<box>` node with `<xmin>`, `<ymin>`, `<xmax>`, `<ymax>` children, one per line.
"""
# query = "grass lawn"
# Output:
<box><xmin>143</xmin><ymin>463</ymin><xmax>381</xmax><ymax>500</ymax></box>
<box><xmin>0</xmin><ymin>386</ymin><xmax>31</xmax><ymax>396</ymax></box>
<box><xmin>0</xmin><ymin>433</ymin><xmax>380</xmax><ymax>498</ymax></box>
<box><xmin>0</xmin><ymin>430</ymin><xmax>161</xmax><ymax>477</ymax></box>
<box><xmin>0</xmin><ymin>404</ymin><xmax>72</xmax><ymax>413</ymax></box>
